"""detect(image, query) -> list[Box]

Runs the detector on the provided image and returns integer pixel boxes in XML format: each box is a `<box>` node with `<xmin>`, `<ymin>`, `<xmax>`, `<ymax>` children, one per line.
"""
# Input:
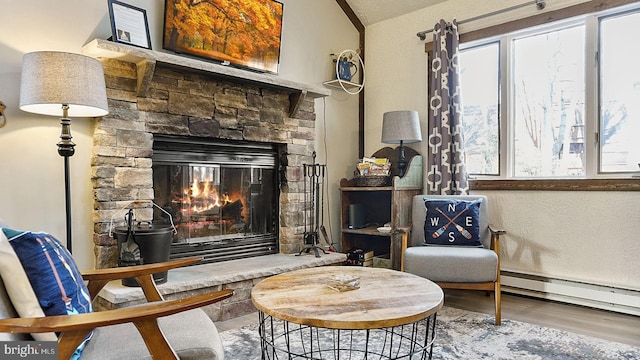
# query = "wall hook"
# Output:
<box><xmin>0</xmin><ymin>100</ymin><xmax>7</xmax><ymax>128</ymax></box>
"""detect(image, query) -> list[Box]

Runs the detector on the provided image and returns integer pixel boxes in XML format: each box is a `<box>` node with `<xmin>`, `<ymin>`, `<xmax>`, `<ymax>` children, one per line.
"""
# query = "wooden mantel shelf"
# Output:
<box><xmin>81</xmin><ymin>39</ymin><xmax>330</xmax><ymax>116</ymax></box>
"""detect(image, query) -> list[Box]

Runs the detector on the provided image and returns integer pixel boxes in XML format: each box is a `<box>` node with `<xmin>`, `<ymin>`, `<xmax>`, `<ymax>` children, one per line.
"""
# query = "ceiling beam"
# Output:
<box><xmin>335</xmin><ymin>0</ymin><xmax>365</xmax><ymax>32</ymax></box>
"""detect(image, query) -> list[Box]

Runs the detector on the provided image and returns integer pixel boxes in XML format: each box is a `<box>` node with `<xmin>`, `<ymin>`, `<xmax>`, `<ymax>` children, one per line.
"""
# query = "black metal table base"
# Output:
<box><xmin>257</xmin><ymin>312</ymin><xmax>438</xmax><ymax>360</ymax></box>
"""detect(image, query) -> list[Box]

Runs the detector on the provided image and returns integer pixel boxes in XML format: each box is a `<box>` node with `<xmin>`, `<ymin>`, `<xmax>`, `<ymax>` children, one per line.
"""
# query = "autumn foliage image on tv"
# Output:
<box><xmin>163</xmin><ymin>0</ymin><xmax>283</xmax><ymax>73</ymax></box>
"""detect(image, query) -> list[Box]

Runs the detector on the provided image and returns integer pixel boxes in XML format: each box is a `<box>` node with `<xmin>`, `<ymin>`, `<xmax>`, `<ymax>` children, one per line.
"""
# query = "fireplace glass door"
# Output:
<box><xmin>153</xmin><ymin>136</ymin><xmax>279</xmax><ymax>263</ymax></box>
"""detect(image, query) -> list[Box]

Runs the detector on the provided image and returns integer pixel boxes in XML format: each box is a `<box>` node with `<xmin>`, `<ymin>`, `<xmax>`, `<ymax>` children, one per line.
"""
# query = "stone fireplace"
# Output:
<box><xmin>86</xmin><ymin>40</ymin><xmax>329</xmax><ymax>269</ymax></box>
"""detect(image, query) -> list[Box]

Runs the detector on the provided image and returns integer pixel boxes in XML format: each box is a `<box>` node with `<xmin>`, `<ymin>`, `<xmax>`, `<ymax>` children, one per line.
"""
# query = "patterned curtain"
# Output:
<box><xmin>426</xmin><ymin>19</ymin><xmax>469</xmax><ymax>195</ymax></box>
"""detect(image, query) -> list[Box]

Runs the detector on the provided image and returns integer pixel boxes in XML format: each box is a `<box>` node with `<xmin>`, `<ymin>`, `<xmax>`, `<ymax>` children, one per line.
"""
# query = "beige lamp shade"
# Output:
<box><xmin>19</xmin><ymin>51</ymin><xmax>109</xmax><ymax>117</ymax></box>
<box><xmin>381</xmin><ymin>110</ymin><xmax>422</xmax><ymax>144</ymax></box>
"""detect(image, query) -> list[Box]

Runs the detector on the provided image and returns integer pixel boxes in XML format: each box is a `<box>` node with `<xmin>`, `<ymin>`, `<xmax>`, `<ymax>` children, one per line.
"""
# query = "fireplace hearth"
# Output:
<box><xmin>153</xmin><ymin>135</ymin><xmax>280</xmax><ymax>263</ymax></box>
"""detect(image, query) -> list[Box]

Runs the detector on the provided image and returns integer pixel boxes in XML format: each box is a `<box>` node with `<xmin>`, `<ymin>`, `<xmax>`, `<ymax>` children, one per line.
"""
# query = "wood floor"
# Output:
<box><xmin>443</xmin><ymin>289</ymin><xmax>640</xmax><ymax>347</ymax></box>
<box><xmin>216</xmin><ymin>289</ymin><xmax>640</xmax><ymax>347</ymax></box>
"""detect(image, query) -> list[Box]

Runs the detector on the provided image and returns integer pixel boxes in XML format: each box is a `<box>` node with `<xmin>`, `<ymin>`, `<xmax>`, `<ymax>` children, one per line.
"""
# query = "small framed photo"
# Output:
<box><xmin>108</xmin><ymin>0</ymin><xmax>152</xmax><ymax>49</ymax></box>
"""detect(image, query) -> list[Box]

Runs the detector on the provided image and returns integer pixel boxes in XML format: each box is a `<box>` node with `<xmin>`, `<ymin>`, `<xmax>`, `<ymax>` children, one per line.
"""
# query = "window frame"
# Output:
<box><xmin>442</xmin><ymin>2</ymin><xmax>640</xmax><ymax>188</ymax></box>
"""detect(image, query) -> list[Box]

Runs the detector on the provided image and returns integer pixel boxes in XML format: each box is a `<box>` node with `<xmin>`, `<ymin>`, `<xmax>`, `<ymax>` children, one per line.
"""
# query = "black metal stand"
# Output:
<box><xmin>297</xmin><ymin>152</ymin><xmax>328</xmax><ymax>258</ymax></box>
<box><xmin>57</xmin><ymin>110</ymin><xmax>75</xmax><ymax>253</ymax></box>
<box><xmin>258</xmin><ymin>311</ymin><xmax>438</xmax><ymax>359</ymax></box>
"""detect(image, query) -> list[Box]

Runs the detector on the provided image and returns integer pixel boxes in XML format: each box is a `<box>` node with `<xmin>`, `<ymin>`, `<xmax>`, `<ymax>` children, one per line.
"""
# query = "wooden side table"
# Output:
<box><xmin>340</xmin><ymin>146</ymin><xmax>423</xmax><ymax>270</ymax></box>
<box><xmin>251</xmin><ymin>266</ymin><xmax>444</xmax><ymax>359</ymax></box>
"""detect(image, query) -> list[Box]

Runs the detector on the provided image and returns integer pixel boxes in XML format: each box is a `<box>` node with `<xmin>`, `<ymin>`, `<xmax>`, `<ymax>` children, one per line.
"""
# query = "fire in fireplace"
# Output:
<box><xmin>152</xmin><ymin>135</ymin><xmax>280</xmax><ymax>263</ymax></box>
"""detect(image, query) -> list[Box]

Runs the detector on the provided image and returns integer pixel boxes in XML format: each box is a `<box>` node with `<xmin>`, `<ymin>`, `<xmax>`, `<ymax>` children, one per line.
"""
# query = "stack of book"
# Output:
<box><xmin>345</xmin><ymin>248</ymin><xmax>374</xmax><ymax>267</ymax></box>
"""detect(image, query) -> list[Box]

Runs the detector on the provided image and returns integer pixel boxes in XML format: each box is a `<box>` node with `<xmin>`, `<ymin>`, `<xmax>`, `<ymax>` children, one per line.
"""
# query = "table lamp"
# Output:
<box><xmin>381</xmin><ymin>110</ymin><xmax>422</xmax><ymax>177</ymax></box>
<box><xmin>19</xmin><ymin>51</ymin><xmax>109</xmax><ymax>253</ymax></box>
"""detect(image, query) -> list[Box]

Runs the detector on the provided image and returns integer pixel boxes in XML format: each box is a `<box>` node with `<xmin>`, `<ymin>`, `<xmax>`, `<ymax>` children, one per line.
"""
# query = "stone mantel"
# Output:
<box><xmin>82</xmin><ymin>39</ymin><xmax>330</xmax><ymax>117</ymax></box>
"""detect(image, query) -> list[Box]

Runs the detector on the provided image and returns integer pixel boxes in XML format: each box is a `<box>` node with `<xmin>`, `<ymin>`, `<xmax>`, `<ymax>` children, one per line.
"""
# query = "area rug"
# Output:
<box><xmin>220</xmin><ymin>306</ymin><xmax>640</xmax><ymax>359</ymax></box>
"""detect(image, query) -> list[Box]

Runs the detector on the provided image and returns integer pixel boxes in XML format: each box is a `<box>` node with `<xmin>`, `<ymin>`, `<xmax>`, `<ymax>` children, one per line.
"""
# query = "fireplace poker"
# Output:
<box><xmin>314</xmin><ymin>161</ymin><xmax>320</xmax><ymax>236</ymax></box>
<box><xmin>303</xmin><ymin>162</ymin><xmax>307</xmax><ymax>235</ymax></box>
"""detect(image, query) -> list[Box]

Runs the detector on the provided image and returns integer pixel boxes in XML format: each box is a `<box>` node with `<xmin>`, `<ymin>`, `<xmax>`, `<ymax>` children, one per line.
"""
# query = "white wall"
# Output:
<box><xmin>363</xmin><ymin>0</ymin><xmax>640</xmax><ymax>290</ymax></box>
<box><xmin>279</xmin><ymin>1</ymin><xmax>361</xmax><ymax>255</ymax></box>
<box><xmin>0</xmin><ymin>0</ymin><xmax>360</xmax><ymax>269</ymax></box>
<box><xmin>485</xmin><ymin>190</ymin><xmax>640</xmax><ymax>289</ymax></box>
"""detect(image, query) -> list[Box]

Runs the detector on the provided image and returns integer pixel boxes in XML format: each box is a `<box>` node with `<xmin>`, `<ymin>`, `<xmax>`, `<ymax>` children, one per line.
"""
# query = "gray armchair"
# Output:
<box><xmin>400</xmin><ymin>195</ymin><xmax>504</xmax><ymax>325</ymax></box>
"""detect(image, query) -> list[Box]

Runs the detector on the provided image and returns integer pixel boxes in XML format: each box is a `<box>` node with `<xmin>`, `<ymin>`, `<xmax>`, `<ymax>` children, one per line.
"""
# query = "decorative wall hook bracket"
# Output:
<box><xmin>0</xmin><ymin>100</ymin><xmax>6</xmax><ymax>128</ymax></box>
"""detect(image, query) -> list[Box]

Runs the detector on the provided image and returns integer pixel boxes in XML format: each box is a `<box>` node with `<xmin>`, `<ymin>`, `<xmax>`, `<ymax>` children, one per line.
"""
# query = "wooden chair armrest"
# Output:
<box><xmin>398</xmin><ymin>225</ymin><xmax>412</xmax><ymax>272</ymax></box>
<box><xmin>82</xmin><ymin>257</ymin><xmax>202</xmax><ymax>302</ymax></box>
<box><xmin>0</xmin><ymin>289</ymin><xmax>233</xmax><ymax>360</ymax></box>
<box><xmin>488</xmin><ymin>225</ymin><xmax>506</xmax><ymax>236</ymax></box>
<box><xmin>488</xmin><ymin>225</ymin><xmax>505</xmax><ymax>255</ymax></box>
<box><xmin>0</xmin><ymin>289</ymin><xmax>232</xmax><ymax>332</ymax></box>
<box><xmin>81</xmin><ymin>257</ymin><xmax>201</xmax><ymax>281</ymax></box>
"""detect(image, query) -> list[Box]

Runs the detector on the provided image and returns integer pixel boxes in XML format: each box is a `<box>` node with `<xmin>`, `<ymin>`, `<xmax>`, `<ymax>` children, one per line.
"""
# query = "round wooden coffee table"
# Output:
<box><xmin>251</xmin><ymin>266</ymin><xmax>444</xmax><ymax>359</ymax></box>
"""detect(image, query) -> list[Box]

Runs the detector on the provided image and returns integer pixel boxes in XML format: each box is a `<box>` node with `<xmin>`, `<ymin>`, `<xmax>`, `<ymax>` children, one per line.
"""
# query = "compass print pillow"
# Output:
<box><xmin>423</xmin><ymin>199</ymin><xmax>482</xmax><ymax>247</ymax></box>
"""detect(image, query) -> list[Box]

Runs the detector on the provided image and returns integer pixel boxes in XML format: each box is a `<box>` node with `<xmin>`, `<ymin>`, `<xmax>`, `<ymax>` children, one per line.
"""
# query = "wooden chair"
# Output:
<box><xmin>399</xmin><ymin>195</ymin><xmax>505</xmax><ymax>325</ymax></box>
<box><xmin>0</xmin><ymin>257</ymin><xmax>233</xmax><ymax>359</ymax></box>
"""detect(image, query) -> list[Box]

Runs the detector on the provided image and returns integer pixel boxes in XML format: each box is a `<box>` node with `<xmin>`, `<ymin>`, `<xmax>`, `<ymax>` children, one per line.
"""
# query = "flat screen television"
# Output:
<box><xmin>163</xmin><ymin>0</ymin><xmax>283</xmax><ymax>74</ymax></box>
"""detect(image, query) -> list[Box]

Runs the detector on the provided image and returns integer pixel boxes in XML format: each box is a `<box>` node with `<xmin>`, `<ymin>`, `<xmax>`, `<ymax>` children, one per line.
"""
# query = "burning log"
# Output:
<box><xmin>221</xmin><ymin>199</ymin><xmax>243</xmax><ymax>221</ymax></box>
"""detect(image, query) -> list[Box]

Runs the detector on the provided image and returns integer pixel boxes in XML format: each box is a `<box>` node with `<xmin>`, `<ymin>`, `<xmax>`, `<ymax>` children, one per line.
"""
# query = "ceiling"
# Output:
<box><xmin>345</xmin><ymin>0</ymin><xmax>447</xmax><ymax>26</ymax></box>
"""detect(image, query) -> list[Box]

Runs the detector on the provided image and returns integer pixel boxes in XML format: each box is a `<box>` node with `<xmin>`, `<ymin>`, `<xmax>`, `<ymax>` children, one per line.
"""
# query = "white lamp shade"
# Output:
<box><xmin>19</xmin><ymin>51</ymin><xmax>109</xmax><ymax>117</ymax></box>
<box><xmin>381</xmin><ymin>110</ymin><xmax>422</xmax><ymax>144</ymax></box>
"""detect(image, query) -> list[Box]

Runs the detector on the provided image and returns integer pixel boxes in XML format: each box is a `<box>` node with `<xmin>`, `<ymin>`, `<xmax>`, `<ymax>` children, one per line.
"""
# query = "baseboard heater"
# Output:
<box><xmin>501</xmin><ymin>271</ymin><xmax>640</xmax><ymax>316</ymax></box>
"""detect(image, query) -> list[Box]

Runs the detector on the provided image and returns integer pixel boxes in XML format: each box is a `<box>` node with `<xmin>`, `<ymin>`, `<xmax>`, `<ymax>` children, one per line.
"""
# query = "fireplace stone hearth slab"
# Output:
<box><xmin>95</xmin><ymin>252</ymin><xmax>347</xmax><ymax>321</ymax></box>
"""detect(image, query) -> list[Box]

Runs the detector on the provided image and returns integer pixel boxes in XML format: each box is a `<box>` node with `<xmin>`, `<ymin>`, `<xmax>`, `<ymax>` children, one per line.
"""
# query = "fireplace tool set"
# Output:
<box><xmin>297</xmin><ymin>152</ymin><xmax>333</xmax><ymax>257</ymax></box>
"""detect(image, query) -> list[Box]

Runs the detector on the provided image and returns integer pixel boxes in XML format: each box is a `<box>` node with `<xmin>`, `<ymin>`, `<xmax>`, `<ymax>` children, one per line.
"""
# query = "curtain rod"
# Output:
<box><xmin>416</xmin><ymin>0</ymin><xmax>547</xmax><ymax>40</ymax></box>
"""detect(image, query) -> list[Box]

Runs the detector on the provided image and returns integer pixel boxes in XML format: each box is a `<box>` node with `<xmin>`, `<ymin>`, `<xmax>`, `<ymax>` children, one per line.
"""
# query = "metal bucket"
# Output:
<box><xmin>113</xmin><ymin>209</ymin><xmax>174</xmax><ymax>287</ymax></box>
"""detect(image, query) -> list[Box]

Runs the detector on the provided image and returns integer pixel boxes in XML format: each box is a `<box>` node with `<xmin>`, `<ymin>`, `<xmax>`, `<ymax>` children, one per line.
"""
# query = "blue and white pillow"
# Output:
<box><xmin>3</xmin><ymin>228</ymin><xmax>93</xmax><ymax>359</ymax></box>
<box><xmin>0</xmin><ymin>228</ymin><xmax>57</xmax><ymax>341</ymax></box>
<box><xmin>423</xmin><ymin>199</ymin><xmax>482</xmax><ymax>247</ymax></box>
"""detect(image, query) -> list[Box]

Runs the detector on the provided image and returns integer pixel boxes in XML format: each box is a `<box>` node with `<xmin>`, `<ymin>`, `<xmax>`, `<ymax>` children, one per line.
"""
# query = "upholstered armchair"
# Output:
<box><xmin>0</xmin><ymin>255</ymin><xmax>232</xmax><ymax>359</ymax></box>
<box><xmin>399</xmin><ymin>195</ymin><xmax>504</xmax><ymax>325</ymax></box>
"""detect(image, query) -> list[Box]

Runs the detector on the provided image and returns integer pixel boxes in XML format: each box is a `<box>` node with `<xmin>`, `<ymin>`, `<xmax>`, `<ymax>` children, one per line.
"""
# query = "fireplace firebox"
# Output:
<box><xmin>152</xmin><ymin>136</ymin><xmax>280</xmax><ymax>264</ymax></box>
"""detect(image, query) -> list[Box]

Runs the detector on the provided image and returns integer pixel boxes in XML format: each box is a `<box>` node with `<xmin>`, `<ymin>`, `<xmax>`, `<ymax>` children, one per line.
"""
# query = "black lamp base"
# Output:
<box><xmin>57</xmin><ymin>117</ymin><xmax>75</xmax><ymax>253</ymax></box>
<box><xmin>398</xmin><ymin>141</ymin><xmax>407</xmax><ymax>177</ymax></box>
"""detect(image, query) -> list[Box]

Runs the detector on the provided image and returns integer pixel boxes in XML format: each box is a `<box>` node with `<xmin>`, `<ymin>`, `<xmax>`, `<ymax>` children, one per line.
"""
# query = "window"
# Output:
<box><xmin>459</xmin><ymin>43</ymin><xmax>500</xmax><ymax>176</ymax></box>
<box><xmin>459</xmin><ymin>6</ymin><xmax>640</xmax><ymax>178</ymax></box>
<box><xmin>599</xmin><ymin>10</ymin><xmax>640</xmax><ymax>173</ymax></box>
<box><xmin>513</xmin><ymin>24</ymin><xmax>586</xmax><ymax>177</ymax></box>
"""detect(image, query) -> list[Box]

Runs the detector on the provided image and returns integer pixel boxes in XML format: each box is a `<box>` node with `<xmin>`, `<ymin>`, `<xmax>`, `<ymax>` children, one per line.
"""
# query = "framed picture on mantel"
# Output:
<box><xmin>108</xmin><ymin>0</ymin><xmax>152</xmax><ymax>50</ymax></box>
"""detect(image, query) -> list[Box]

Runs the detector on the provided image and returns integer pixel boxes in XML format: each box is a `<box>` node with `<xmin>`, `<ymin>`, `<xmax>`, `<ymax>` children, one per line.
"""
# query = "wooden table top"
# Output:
<box><xmin>251</xmin><ymin>266</ymin><xmax>444</xmax><ymax>330</ymax></box>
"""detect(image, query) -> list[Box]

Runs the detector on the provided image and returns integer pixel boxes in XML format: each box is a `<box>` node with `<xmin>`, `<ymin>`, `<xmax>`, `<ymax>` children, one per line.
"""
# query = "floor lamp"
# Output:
<box><xmin>19</xmin><ymin>51</ymin><xmax>109</xmax><ymax>253</ymax></box>
<box><xmin>381</xmin><ymin>110</ymin><xmax>422</xmax><ymax>177</ymax></box>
